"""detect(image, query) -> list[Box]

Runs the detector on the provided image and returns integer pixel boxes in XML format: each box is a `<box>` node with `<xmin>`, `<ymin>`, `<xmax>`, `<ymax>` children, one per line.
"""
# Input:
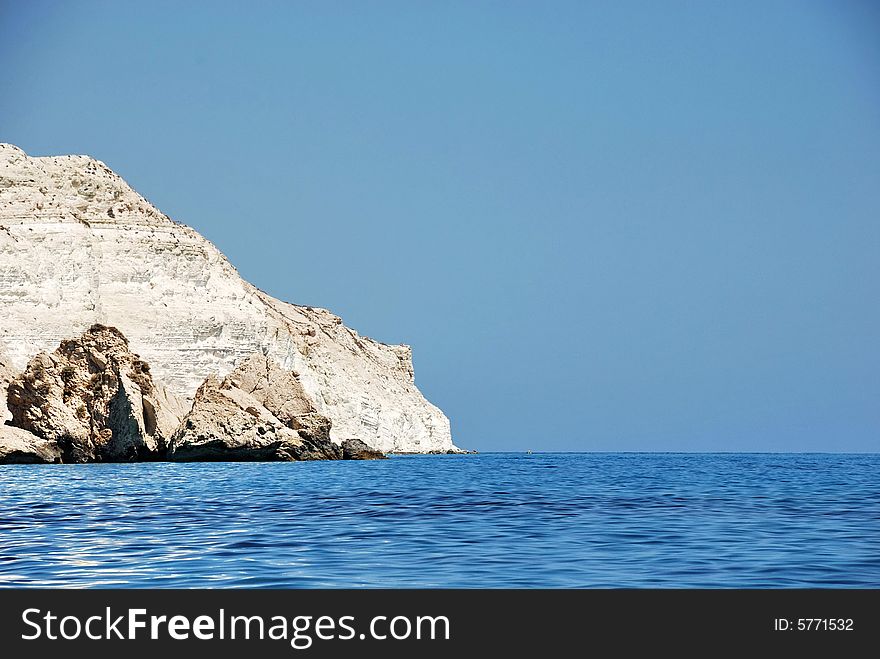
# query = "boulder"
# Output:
<box><xmin>168</xmin><ymin>359</ymin><xmax>342</xmax><ymax>462</ymax></box>
<box><xmin>0</xmin><ymin>424</ymin><xmax>62</xmax><ymax>464</ymax></box>
<box><xmin>342</xmin><ymin>438</ymin><xmax>387</xmax><ymax>460</ymax></box>
<box><xmin>6</xmin><ymin>324</ymin><xmax>185</xmax><ymax>462</ymax></box>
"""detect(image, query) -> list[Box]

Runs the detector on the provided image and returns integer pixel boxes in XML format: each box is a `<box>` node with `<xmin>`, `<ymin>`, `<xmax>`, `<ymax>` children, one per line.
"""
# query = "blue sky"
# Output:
<box><xmin>2</xmin><ymin>1</ymin><xmax>878</xmax><ymax>451</ymax></box>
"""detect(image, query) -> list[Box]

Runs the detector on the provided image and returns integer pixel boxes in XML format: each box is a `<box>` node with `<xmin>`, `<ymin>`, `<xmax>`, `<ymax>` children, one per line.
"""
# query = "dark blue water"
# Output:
<box><xmin>0</xmin><ymin>453</ymin><xmax>878</xmax><ymax>588</ymax></box>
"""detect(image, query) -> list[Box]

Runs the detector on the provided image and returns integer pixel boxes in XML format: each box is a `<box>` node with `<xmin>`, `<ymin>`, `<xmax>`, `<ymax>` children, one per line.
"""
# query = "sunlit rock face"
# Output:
<box><xmin>0</xmin><ymin>143</ymin><xmax>455</xmax><ymax>453</ymax></box>
<box><xmin>0</xmin><ymin>425</ymin><xmax>61</xmax><ymax>464</ymax></box>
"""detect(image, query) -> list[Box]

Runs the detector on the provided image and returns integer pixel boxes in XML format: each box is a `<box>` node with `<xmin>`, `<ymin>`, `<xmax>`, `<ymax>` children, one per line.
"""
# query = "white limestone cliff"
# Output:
<box><xmin>0</xmin><ymin>350</ymin><xmax>16</xmax><ymax>423</ymax></box>
<box><xmin>0</xmin><ymin>143</ymin><xmax>456</xmax><ymax>453</ymax></box>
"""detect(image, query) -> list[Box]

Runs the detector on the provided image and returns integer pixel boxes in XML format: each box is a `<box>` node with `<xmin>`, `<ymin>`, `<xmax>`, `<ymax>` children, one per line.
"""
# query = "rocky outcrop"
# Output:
<box><xmin>221</xmin><ymin>353</ymin><xmax>333</xmax><ymax>443</ymax></box>
<box><xmin>167</xmin><ymin>362</ymin><xmax>342</xmax><ymax>462</ymax></box>
<box><xmin>0</xmin><ymin>425</ymin><xmax>61</xmax><ymax>464</ymax></box>
<box><xmin>6</xmin><ymin>324</ymin><xmax>185</xmax><ymax>462</ymax></box>
<box><xmin>168</xmin><ymin>354</ymin><xmax>387</xmax><ymax>462</ymax></box>
<box><xmin>3</xmin><ymin>329</ymin><xmax>388</xmax><ymax>464</ymax></box>
<box><xmin>0</xmin><ymin>143</ymin><xmax>456</xmax><ymax>453</ymax></box>
<box><xmin>342</xmin><ymin>438</ymin><xmax>387</xmax><ymax>460</ymax></box>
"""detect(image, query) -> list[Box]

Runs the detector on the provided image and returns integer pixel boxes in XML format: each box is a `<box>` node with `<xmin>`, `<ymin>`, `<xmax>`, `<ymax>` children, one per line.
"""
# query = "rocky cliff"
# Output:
<box><xmin>2</xmin><ymin>324</ymin><xmax>384</xmax><ymax>463</ymax></box>
<box><xmin>6</xmin><ymin>324</ymin><xmax>184</xmax><ymax>462</ymax></box>
<box><xmin>0</xmin><ymin>143</ymin><xmax>455</xmax><ymax>453</ymax></box>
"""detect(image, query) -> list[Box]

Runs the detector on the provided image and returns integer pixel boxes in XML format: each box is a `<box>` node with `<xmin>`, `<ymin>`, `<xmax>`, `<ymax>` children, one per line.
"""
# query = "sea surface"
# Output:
<box><xmin>0</xmin><ymin>453</ymin><xmax>878</xmax><ymax>588</ymax></box>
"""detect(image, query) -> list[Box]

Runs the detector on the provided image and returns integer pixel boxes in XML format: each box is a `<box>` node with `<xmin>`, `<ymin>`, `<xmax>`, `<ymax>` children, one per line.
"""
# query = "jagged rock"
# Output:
<box><xmin>0</xmin><ymin>143</ymin><xmax>457</xmax><ymax>454</ymax></box>
<box><xmin>222</xmin><ymin>353</ymin><xmax>334</xmax><ymax>442</ymax></box>
<box><xmin>168</xmin><ymin>360</ymin><xmax>342</xmax><ymax>462</ymax></box>
<box><xmin>341</xmin><ymin>438</ymin><xmax>387</xmax><ymax>460</ymax></box>
<box><xmin>6</xmin><ymin>324</ymin><xmax>184</xmax><ymax>462</ymax></box>
<box><xmin>0</xmin><ymin>425</ymin><xmax>61</xmax><ymax>464</ymax></box>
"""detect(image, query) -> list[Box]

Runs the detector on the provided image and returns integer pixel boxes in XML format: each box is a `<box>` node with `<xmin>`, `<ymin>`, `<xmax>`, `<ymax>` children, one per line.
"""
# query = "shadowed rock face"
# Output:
<box><xmin>6</xmin><ymin>324</ymin><xmax>185</xmax><ymax>462</ymax></box>
<box><xmin>342</xmin><ymin>438</ymin><xmax>387</xmax><ymax>460</ymax></box>
<box><xmin>0</xmin><ymin>425</ymin><xmax>61</xmax><ymax>464</ymax></box>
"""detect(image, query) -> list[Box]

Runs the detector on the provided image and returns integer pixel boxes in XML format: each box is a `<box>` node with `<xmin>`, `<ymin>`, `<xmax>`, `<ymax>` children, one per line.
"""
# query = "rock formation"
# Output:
<box><xmin>1</xmin><ymin>325</ymin><xmax>387</xmax><ymax>463</ymax></box>
<box><xmin>0</xmin><ymin>143</ymin><xmax>456</xmax><ymax>453</ymax></box>
<box><xmin>2</xmin><ymin>349</ymin><xmax>61</xmax><ymax>463</ymax></box>
<box><xmin>221</xmin><ymin>353</ymin><xmax>333</xmax><ymax>444</ymax></box>
<box><xmin>341</xmin><ymin>438</ymin><xmax>387</xmax><ymax>460</ymax></box>
<box><xmin>168</xmin><ymin>353</ymin><xmax>343</xmax><ymax>462</ymax></box>
<box><xmin>6</xmin><ymin>324</ymin><xmax>184</xmax><ymax>462</ymax></box>
<box><xmin>0</xmin><ymin>425</ymin><xmax>61</xmax><ymax>464</ymax></box>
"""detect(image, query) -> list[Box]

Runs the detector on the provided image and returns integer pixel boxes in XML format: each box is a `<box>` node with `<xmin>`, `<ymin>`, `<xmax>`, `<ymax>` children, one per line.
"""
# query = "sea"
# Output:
<box><xmin>0</xmin><ymin>453</ymin><xmax>877</xmax><ymax>588</ymax></box>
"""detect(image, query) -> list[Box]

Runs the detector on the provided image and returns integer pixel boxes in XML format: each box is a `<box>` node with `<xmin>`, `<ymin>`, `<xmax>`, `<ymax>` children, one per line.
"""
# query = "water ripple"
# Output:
<box><xmin>0</xmin><ymin>453</ymin><xmax>878</xmax><ymax>587</ymax></box>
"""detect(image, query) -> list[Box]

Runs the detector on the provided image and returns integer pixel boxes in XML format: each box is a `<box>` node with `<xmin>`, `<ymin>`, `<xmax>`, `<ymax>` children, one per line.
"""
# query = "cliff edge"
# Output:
<box><xmin>0</xmin><ymin>143</ymin><xmax>455</xmax><ymax>453</ymax></box>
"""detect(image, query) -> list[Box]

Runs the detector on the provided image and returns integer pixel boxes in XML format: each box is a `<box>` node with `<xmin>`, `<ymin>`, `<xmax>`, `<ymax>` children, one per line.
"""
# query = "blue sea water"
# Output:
<box><xmin>0</xmin><ymin>453</ymin><xmax>877</xmax><ymax>588</ymax></box>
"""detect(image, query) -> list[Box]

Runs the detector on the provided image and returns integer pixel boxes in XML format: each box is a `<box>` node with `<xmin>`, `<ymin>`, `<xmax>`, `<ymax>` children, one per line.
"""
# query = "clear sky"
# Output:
<box><xmin>1</xmin><ymin>1</ymin><xmax>878</xmax><ymax>452</ymax></box>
